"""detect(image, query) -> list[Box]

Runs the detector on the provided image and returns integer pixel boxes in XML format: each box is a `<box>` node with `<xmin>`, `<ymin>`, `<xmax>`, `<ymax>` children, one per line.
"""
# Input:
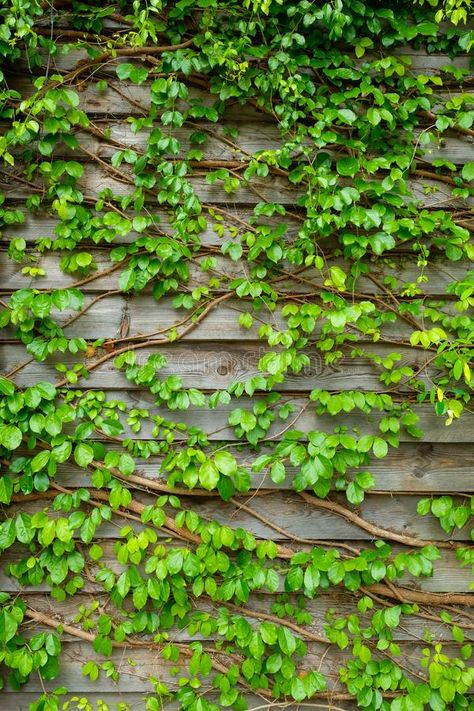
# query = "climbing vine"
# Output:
<box><xmin>0</xmin><ymin>0</ymin><xmax>473</xmax><ymax>709</ymax></box>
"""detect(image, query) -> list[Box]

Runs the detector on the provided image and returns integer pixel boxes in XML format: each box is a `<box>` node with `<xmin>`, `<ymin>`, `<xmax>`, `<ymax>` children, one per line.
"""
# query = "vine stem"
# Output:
<box><xmin>11</xmin><ymin>484</ymin><xmax>474</xmax><ymax>607</ymax></box>
<box><xmin>298</xmin><ymin>492</ymin><xmax>461</xmax><ymax>550</ymax></box>
<box><xmin>20</xmin><ymin>607</ymin><xmax>412</xmax><ymax>702</ymax></box>
<box><xmin>54</xmin><ymin>291</ymin><xmax>234</xmax><ymax>387</ymax></box>
<box><xmin>228</xmin><ymin>496</ymin><xmax>360</xmax><ymax>554</ymax></box>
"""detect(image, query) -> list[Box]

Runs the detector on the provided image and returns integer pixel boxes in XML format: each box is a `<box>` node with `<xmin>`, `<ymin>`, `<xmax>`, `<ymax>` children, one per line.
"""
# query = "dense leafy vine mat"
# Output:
<box><xmin>0</xmin><ymin>0</ymin><xmax>474</xmax><ymax>709</ymax></box>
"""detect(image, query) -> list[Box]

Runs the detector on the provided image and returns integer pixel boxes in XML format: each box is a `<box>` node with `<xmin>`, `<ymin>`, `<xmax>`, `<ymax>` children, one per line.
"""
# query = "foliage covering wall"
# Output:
<box><xmin>0</xmin><ymin>0</ymin><xmax>473</xmax><ymax>709</ymax></box>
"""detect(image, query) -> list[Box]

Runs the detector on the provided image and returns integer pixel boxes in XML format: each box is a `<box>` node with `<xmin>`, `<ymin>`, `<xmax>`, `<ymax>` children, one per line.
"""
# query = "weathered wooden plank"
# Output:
<box><xmin>0</xmin><ymin>696</ymin><xmax>149</xmax><ymax>711</ymax></box>
<box><xmin>34</xmin><ymin>442</ymin><xmax>474</xmax><ymax>493</ymax></box>
<box><xmin>3</xmin><ymin>639</ymin><xmax>467</xmax><ymax>695</ymax></box>
<box><xmin>0</xmin><ymin>293</ymin><xmax>443</xmax><ymax>343</ymax></box>
<box><xmin>16</xmin><ymin>592</ymin><xmax>474</xmax><ymax>642</ymax></box>
<box><xmin>6</xmin><ymin>77</ymin><xmax>275</xmax><ymax>122</ymax></box>
<box><xmin>6</xmin><ymin>119</ymin><xmax>473</xmax><ymax>164</ymax></box>
<box><xmin>56</xmin><ymin>391</ymin><xmax>474</xmax><ymax>442</ymax></box>
<box><xmin>0</xmin><ymin>341</ymin><xmax>441</xmax><ymax>393</ymax></box>
<box><xmin>8</xmin><ymin>46</ymin><xmax>472</xmax><ymax>76</ymax></box>
<box><xmin>0</xmin><ymin>541</ymin><xmax>470</xmax><ymax>592</ymax></box>
<box><xmin>0</xmin><ymin>294</ymin><xmax>286</xmax><ymax>342</ymax></box>
<box><xmin>0</xmin><ymin>210</ymin><xmax>468</xmax><ymax>257</ymax></box>
<box><xmin>0</xmin><ymin>164</ymin><xmax>471</xmax><ymax>208</ymax></box>
<box><xmin>0</xmin><ymin>694</ymin><xmax>360</xmax><ymax>711</ymax></box>
<box><xmin>0</xmin><ymin>694</ymin><xmax>361</xmax><ymax>711</ymax></box>
<box><xmin>2</xmin><ymin>209</ymin><xmax>301</xmax><ymax>246</ymax></box>
<box><xmin>0</xmin><ymin>249</ymin><xmax>469</xmax><ymax>297</ymax></box>
<box><xmin>4</xmin><ymin>491</ymin><xmax>471</xmax><ymax>541</ymax></box>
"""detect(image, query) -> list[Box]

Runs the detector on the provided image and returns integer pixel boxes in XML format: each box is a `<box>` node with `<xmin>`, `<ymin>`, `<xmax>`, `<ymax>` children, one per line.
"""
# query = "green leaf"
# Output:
<box><xmin>214</xmin><ymin>451</ymin><xmax>237</xmax><ymax>476</ymax></box>
<box><xmin>133</xmin><ymin>585</ymin><xmax>148</xmax><ymax>610</ymax></box>
<box><xmin>116</xmin><ymin>63</ymin><xmax>134</xmax><ymax>80</ymax></box>
<box><xmin>74</xmin><ymin>443</ymin><xmax>94</xmax><ymax>468</ymax></box>
<box><xmin>338</xmin><ymin>109</ymin><xmax>357</xmax><ymax>124</ymax></box>
<box><xmin>416</xmin><ymin>498</ymin><xmax>431</xmax><ymax>516</ymax></box>
<box><xmin>0</xmin><ymin>424</ymin><xmax>22</xmax><ymax>450</ymax></box>
<box><xmin>240</xmin><ymin>411</ymin><xmax>257</xmax><ymax>432</ymax></box>
<box><xmin>199</xmin><ymin>460</ymin><xmax>219</xmax><ymax>490</ymax></box>
<box><xmin>31</xmin><ymin>450</ymin><xmax>51</xmax><ymax>473</ymax></box>
<box><xmin>270</xmin><ymin>461</ymin><xmax>285</xmax><ymax>484</ymax></box>
<box><xmin>383</xmin><ymin>606</ymin><xmax>401</xmax><ymax>629</ymax></box>
<box><xmin>461</xmin><ymin>161</ymin><xmax>474</xmax><ymax>182</ymax></box>
<box><xmin>416</xmin><ymin>20</ymin><xmax>438</xmax><ymax>36</ymax></box>
<box><xmin>372</xmin><ymin>438</ymin><xmax>388</xmax><ymax>459</ymax></box>
<box><xmin>118</xmin><ymin>453</ymin><xmax>135</xmax><ymax>476</ymax></box>
<box><xmin>336</xmin><ymin>157</ymin><xmax>359</xmax><ymax>177</ymax></box>
<box><xmin>0</xmin><ymin>610</ymin><xmax>19</xmax><ymax>642</ymax></box>
<box><xmin>0</xmin><ymin>476</ymin><xmax>13</xmax><ymax>504</ymax></box>
<box><xmin>370</xmin><ymin>560</ymin><xmax>386</xmax><ymax>582</ymax></box>
<box><xmin>278</xmin><ymin>627</ymin><xmax>296</xmax><ymax>656</ymax></box>
<box><xmin>0</xmin><ymin>378</ymin><xmax>15</xmax><ymax>396</ymax></box>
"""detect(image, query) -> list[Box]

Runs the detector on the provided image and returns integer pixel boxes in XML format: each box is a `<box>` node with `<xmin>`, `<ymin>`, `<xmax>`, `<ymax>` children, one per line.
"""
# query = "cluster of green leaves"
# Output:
<box><xmin>0</xmin><ymin>0</ymin><xmax>473</xmax><ymax>709</ymax></box>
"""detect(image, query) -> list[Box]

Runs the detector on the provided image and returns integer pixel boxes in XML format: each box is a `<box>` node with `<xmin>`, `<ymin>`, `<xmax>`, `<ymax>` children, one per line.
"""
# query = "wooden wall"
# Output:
<box><xmin>1</xmin><ymin>44</ymin><xmax>473</xmax><ymax>709</ymax></box>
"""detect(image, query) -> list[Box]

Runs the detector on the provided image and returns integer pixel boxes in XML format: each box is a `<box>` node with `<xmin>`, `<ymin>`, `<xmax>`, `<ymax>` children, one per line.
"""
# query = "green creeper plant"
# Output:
<box><xmin>0</xmin><ymin>0</ymin><xmax>473</xmax><ymax>709</ymax></box>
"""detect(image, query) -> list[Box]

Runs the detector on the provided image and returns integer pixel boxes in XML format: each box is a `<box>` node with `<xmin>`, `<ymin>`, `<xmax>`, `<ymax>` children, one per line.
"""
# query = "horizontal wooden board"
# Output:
<box><xmin>7</xmin><ymin>118</ymin><xmax>474</xmax><ymax>165</ymax></box>
<box><xmin>0</xmin><ymin>540</ymin><xmax>470</xmax><ymax>593</ymax></box>
<box><xmin>1</xmin><ymin>210</ymin><xmax>469</xmax><ymax>256</ymax></box>
<box><xmin>0</xmin><ymin>694</ymin><xmax>363</xmax><ymax>711</ymax></box>
<box><xmin>4</xmin><ymin>638</ymin><xmax>470</xmax><ymax>696</ymax></box>
<box><xmin>0</xmin><ymin>249</ymin><xmax>469</xmax><ymax>297</ymax></box>
<box><xmin>0</xmin><ymin>341</ymin><xmax>441</xmax><ymax>393</ymax></box>
<box><xmin>0</xmin><ymin>292</ymin><xmax>440</xmax><ymax>343</ymax></box>
<box><xmin>17</xmin><ymin>592</ymin><xmax>474</xmax><ymax>642</ymax></box>
<box><xmin>0</xmin><ymin>694</ymin><xmax>360</xmax><ymax>711</ymax></box>
<box><xmin>0</xmin><ymin>164</ymin><xmax>471</xmax><ymax>208</ymax></box>
<box><xmin>54</xmin><ymin>391</ymin><xmax>474</xmax><ymax>442</ymax></box>
<box><xmin>8</xmin><ymin>46</ymin><xmax>472</xmax><ymax>76</ymax></box>
<box><xmin>2</xmin><ymin>209</ymin><xmax>304</xmax><ymax>246</ymax></box>
<box><xmin>4</xmin><ymin>491</ymin><xmax>471</xmax><ymax>542</ymax></box>
<box><xmin>42</xmin><ymin>442</ymin><xmax>474</xmax><ymax>493</ymax></box>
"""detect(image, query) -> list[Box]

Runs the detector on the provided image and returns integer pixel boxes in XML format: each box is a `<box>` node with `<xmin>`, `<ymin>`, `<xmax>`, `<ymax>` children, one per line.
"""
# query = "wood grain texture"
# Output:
<box><xmin>0</xmin><ymin>541</ymin><xmax>470</xmax><ymax>592</ymax></box>
<box><xmin>4</xmin><ymin>491</ymin><xmax>471</xmax><ymax>541</ymax></box>
<box><xmin>0</xmin><ymin>695</ymin><xmax>363</xmax><ymax>711</ymax></box>
<box><xmin>0</xmin><ymin>694</ymin><xmax>361</xmax><ymax>711</ymax></box>
<box><xmin>1</xmin><ymin>164</ymin><xmax>471</xmax><ymax>208</ymax></box>
<box><xmin>2</xmin><ymin>43</ymin><xmax>474</xmax><ymax>709</ymax></box>
<box><xmin>48</xmin><ymin>391</ymin><xmax>474</xmax><ymax>442</ymax></box>
<box><xmin>8</xmin><ymin>46</ymin><xmax>473</xmax><ymax>77</ymax></box>
<box><xmin>5</xmin><ymin>119</ymin><xmax>473</xmax><ymax>165</ymax></box>
<box><xmin>17</xmin><ymin>593</ymin><xmax>474</xmax><ymax>642</ymax></box>
<box><xmin>0</xmin><ymin>293</ymin><xmax>437</xmax><ymax>342</ymax></box>
<box><xmin>38</xmin><ymin>442</ymin><xmax>474</xmax><ymax>493</ymax></box>
<box><xmin>0</xmin><ymin>249</ymin><xmax>469</xmax><ymax>296</ymax></box>
<box><xmin>0</xmin><ymin>341</ymin><xmax>440</xmax><ymax>392</ymax></box>
<box><xmin>2</xmin><ymin>640</ymin><xmax>468</xmax><ymax>695</ymax></box>
<box><xmin>0</xmin><ymin>209</ymin><xmax>467</xmax><ymax>251</ymax></box>
<box><xmin>2</xmin><ymin>209</ymin><xmax>297</xmax><ymax>246</ymax></box>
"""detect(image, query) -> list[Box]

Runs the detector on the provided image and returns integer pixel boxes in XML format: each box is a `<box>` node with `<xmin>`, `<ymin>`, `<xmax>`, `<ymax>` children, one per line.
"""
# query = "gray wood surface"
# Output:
<box><xmin>10</xmin><ymin>46</ymin><xmax>473</xmax><ymax>75</ymax></box>
<box><xmin>1</xmin><ymin>164</ymin><xmax>472</xmax><ymax>208</ymax></box>
<box><xmin>50</xmin><ymin>391</ymin><xmax>474</xmax><ymax>442</ymax></box>
<box><xmin>0</xmin><ymin>640</ymin><xmax>444</xmax><ymax>694</ymax></box>
<box><xmin>41</xmin><ymin>442</ymin><xmax>474</xmax><ymax>493</ymax></box>
<box><xmin>0</xmin><ymin>210</ymin><xmax>466</xmax><ymax>252</ymax></box>
<box><xmin>5</xmin><ymin>119</ymin><xmax>473</xmax><ymax>165</ymax></box>
<box><xmin>0</xmin><ymin>250</ymin><xmax>469</xmax><ymax>296</ymax></box>
<box><xmin>0</xmin><ymin>294</ymin><xmax>445</xmax><ymax>342</ymax></box>
<box><xmin>18</xmin><ymin>592</ymin><xmax>474</xmax><ymax>642</ymax></box>
<box><xmin>0</xmin><ymin>341</ymin><xmax>441</xmax><ymax>392</ymax></box>
<box><xmin>2</xmin><ymin>43</ymin><xmax>473</xmax><ymax>709</ymax></box>
<box><xmin>4</xmin><ymin>491</ymin><xmax>471</xmax><ymax>541</ymax></box>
